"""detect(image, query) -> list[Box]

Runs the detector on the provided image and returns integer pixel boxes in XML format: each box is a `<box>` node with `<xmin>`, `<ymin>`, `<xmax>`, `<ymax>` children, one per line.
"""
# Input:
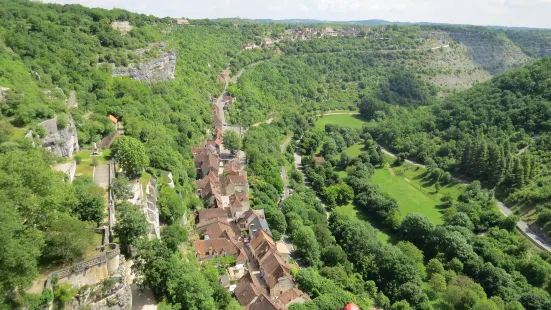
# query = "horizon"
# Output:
<box><xmin>45</xmin><ymin>0</ymin><xmax>551</xmax><ymax>29</ymax></box>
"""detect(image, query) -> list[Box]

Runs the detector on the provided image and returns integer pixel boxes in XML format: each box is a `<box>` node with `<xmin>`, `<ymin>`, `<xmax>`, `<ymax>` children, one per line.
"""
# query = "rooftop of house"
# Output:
<box><xmin>228</xmin><ymin>175</ymin><xmax>248</xmax><ymax>185</ymax></box>
<box><xmin>251</xmin><ymin>230</ymin><xmax>275</xmax><ymax>251</ymax></box>
<box><xmin>198</xmin><ymin>208</ymin><xmax>230</xmax><ymax>222</ymax></box>
<box><xmin>108</xmin><ymin>114</ymin><xmax>118</xmax><ymax>124</ymax></box>
<box><xmin>275</xmin><ymin>242</ymin><xmax>290</xmax><ymax>255</ymax></box>
<box><xmin>229</xmin><ymin>193</ymin><xmax>249</xmax><ymax>208</ymax></box>
<box><xmin>314</xmin><ymin>156</ymin><xmax>325</xmax><ymax>164</ymax></box>
<box><xmin>234</xmin><ymin>271</ymin><xmax>267</xmax><ymax>306</ymax></box>
<box><xmin>196</xmin><ymin>180</ymin><xmax>220</xmax><ymax>200</ymax></box>
<box><xmin>197</xmin><ymin>217</ymin><xmax>237</xmax><ymax>239</ymax></box>
<box><xmin>193</xmin><ymin>237</ymin><xmax>240</xmax><ymax>260</ymax></box>
<box><xmin>245</xmin><ymin>293</ymin><xmax>284</xmax><ymax>310</ymax></box>
<box><xmin>279</xmin><ymin>287</ymin><xmax>311</xmax><ymax>306</ymax></box>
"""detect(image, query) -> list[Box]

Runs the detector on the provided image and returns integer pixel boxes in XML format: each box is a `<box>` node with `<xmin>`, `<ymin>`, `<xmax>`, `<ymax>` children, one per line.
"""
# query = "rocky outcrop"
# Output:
<box><xmin>0</xmin><ymin>86</ymin><xmax>9</xmax><ymax>102</ymax></box>
<box><xmin>38</xmin><ymin>115</ymin><xmax>79</xmax><ymax>158</ymax></box>
<box><xmin>112</xmin><ymin>51</ymin><xmax>177</xmax><ymax>83</ymax></box>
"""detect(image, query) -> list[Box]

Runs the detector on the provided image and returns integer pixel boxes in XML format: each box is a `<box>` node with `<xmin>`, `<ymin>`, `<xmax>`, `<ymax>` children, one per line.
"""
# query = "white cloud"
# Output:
<box><xmin>44</xmin><ymin>0</ymin><xmax>551</xmax><ymax>28</ymax></box>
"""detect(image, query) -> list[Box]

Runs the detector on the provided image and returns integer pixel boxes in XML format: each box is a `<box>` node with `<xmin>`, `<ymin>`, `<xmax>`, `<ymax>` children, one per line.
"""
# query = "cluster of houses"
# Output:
<box><xmin>192</xmin><ymin>136</ymin><xmax>310</xmax><ymax>309</ymax></box>
<box><xmin>280</xmin><ymin>25</ymin><xmax>389</xmax><ymax>40</ymax></box>
<box><xmin>242</xmin><ymin>37</ymin><xmax>275</xmax><ymax>50</ymax></box>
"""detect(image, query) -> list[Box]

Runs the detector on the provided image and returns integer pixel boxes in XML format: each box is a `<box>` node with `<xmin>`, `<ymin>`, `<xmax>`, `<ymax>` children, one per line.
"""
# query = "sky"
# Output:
<box><xmin>45</xmin><ymin>0</ymin><xmax>551</xmax><ymax>28</ymax></box>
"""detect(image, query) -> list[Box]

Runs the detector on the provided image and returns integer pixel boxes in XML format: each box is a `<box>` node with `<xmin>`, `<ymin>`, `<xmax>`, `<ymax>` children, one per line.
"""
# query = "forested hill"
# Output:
<box><xmin>367</xmin><ymin>56</ymin><xmax>551</xmax><ymax>234</ymax></box>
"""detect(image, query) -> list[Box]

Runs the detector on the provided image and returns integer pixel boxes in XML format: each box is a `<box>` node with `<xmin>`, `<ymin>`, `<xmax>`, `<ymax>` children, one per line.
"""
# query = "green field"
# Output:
<box><xmin>373</xmin><ymin>168</ymin><xmax>445</xmax><ymax>223</ymax></box>
<box><xmin>344</xmin><ymin>143</ymin><xmax>364</xmax><ymax>157</ymax></box>
<box><xmin>317</xmin><ymin>114</ymin><xmax>467</xmax><ymax>226</ymax></box>
<box><xmin>335</xmin><ymin>203</ymin><xmax>391</xmax><ymax>242</ymax></box>
<box><xmin>315</xmin><ymin>114</ymin><xmax>365</xmax><ymax>130</ymax></box>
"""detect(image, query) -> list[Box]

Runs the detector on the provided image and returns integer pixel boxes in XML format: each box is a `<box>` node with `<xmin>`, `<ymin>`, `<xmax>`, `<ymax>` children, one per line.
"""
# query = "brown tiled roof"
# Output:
<box><xmin>234</xmin><ymin>271</ymin><xmax>266</xmax><ymax>306</ymax></box>
<box><xmin>197</xmin><ymin>170</ymin><xmax>220</xmax><ymax>188</ymax></box>
<box><xmin>98</xmin><ymin>132</ymin><xmax>120</xmax><ymax>148</ymax></box>
<box><xmin>197</xmin><ymin>180</ymin><xmax>220</xmax><ymax>200</ymax></box>
<box><xmin>224</xmin><ymin>159</ymin><xmax>246</xmax><ymax>176</ymax></box>
<box><xmin>279</xmin><ymin>288</ymin><xmax>311</xmax><ymax>306</ymax></box>
<box><xmin>192</xmin><ymin>147</ymin><xmax>209</xmax><ymax>155</ymax></box>
<box><xmin>198</xmin><ymin>208</ymin><xmax>229</xmax><ymax>221</ymax></box>
<box><xmin>314</xmin><ymin>156</ymin><xmax>325</xmax><ymax>163</ymax></box>
<box><xmin>229</xmin><ymin>193</ymin><xmax>249</xmax><ymax>208</ymax></box>
<box><xmin>196</xmin><ymin>217</ymin><xmax>236</xmax><ymax>239</ymax></box>
<box><xmin>246</xmin><ymin>293</ymin><xmax>284</xmax><ymax>310</ymax></box>
<box><xmin>228</xmin><ymin>175</ymin><xmax>248</xmax><ymax>184</ymax></box>
<box><xmin>193</xmin><ymin>238</ymin><xmax>239</xmax><ymax>260</ymax></box>
<box><xmin>260</xmin><ymin>250</ymin><xmax>291</xmax><ymax>289</ymax></box>
<box><xmin>251</xmin><ymin>230</ymin><xmax>274</xmax><ymax>251</ymax></box>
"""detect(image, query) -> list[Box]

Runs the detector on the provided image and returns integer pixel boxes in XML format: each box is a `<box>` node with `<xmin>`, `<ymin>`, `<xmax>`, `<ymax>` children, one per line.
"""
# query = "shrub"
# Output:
<box><xmin>56</xmin><ymin>114</ymin><xmax>68</xmax><ymax>129</ymax></box>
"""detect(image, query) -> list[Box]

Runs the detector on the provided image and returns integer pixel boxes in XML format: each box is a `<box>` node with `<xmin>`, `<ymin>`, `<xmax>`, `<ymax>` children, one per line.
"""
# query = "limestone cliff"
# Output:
<box><xmin>112</xmin><ymin>51</ymin><xmax>177</xmax><ymax>83</ymax></box>
<box><xmin>38</xmin><ymin>115</ymin><xmax>79</xmax><ymax>158</ymax></box>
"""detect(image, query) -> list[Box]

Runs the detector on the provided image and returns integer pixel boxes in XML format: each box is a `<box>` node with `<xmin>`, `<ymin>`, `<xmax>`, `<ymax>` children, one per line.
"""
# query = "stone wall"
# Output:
<box><xmin>72</xmin><ymin>257</ymin><xmax>131</xmax><ymax>310</ymax></box>
<box><xmin>112</xmin><ymin>51</ymin><xmax>177</xmax><ymax>84</ymax></box>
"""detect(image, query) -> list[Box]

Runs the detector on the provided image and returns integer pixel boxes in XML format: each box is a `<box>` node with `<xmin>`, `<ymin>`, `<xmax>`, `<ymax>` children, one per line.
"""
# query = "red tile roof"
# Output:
<box><xmin>108</xmin><ymin>114</ymin><xmax>118</xmax><ymax>124</ymax></box>
<box><xmin>344</xmin><ymin>303</ymin><xmax>361</xmax><ymax>310</ymax></box>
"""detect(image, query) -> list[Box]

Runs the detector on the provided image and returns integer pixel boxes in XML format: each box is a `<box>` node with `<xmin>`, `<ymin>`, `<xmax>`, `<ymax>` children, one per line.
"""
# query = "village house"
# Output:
<box><xmin>246</xmin><ymin>293</ymin><xmax>285</xmax><ymax>310</ymax></box>
<box><xmin>224</xmin><ymin>174</ymin><xmax>249</xmax><ymax>195</ymax></box>
<box><xmin>196</xmin><ymin>177</ymin><xmax>221</xmax><ymax>202</ymax></box>
<box><xmin>322</xmin><ymin>27</ymin><xmax>336</xmax><ymax>36</ymax></box>
<box><xmin>229</xmin><ymin>193</ymin><xmax>250</xmax><ymax>217</ymax></box>
<box><xmin>262</xmin><ymin>38</ymin><xmax>274</xmax><ymax>48</ymax></box>
<box><xmin>193</xmin><ymin>237</ymin><xmax>247</xmax><ymax>264</ymax></box>
<box><xmin>176</xmin><ymin>18</ymin><xmax>189</xmax><ymax>25</ymax></box>
<box><xmin>237</xmin><ymin>209</ymin><xmax>271</xmax><ymax>237</ymax></box>
<box><xmin>194</xmin><ymin>151</ymin><xmax>220</xmax><ymax>177</ymax></box>
<box><xmin>279</xmin><ymin>288</ymin><xmax>311</xmax><ymax>308</ymax></box>
<box><xmin>243</xmin><ymin>43</ymin><xmax>258</xmax><ymax>50</ymax></box>
<box><xmin>218</xmin><ymin>71</ymin><xmax>228</xmax><ymax>83</ymax></box>
<box><xmin>234</xmin><ymin>271</ymin><xmax>268</xmax><ymax>306</ymax></box>
<box><xmin>259</xmin><ymin>251</ymin><xmax>294</xmax><ymax>298</ymax></box>
<box><xmin>224</xmin><ymin>158</ymin><xmax>247</xmax><ymax>177</ymax></box>
<box><xmin>221</xmin><ymin>95</ymin><xmax>235</xmax><ymax>109</ymax></box>
<box><xmin>196</xmin><ymin>217</ymin><xmax>237</xmax><ymax>239</ymax></box>
<box><xmin>198</xmin><ymin>208</ymin><xmax>231</xmax><ymax>223</ymax></box>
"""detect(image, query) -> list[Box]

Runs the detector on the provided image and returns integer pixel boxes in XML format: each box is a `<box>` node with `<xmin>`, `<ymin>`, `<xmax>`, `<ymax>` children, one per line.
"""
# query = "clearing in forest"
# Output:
<box><xmin>315</xmin><ymin>114</ymin><xmax>365</xmax><ymax>130</ymax></box>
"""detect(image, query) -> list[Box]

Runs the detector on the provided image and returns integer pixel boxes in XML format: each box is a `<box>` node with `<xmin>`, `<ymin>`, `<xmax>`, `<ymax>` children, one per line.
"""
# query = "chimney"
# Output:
<box><xmin>208</xmin><ymin>247</ymin><xmax>213</xmax><ymax>256</ymax></box>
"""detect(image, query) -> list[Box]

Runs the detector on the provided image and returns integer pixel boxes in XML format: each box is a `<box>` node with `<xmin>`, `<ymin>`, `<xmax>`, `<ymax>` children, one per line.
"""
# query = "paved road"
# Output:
<box><xmin>93</xmin><ymin>164</ymin><xmax>110</xmax><ymax>189</ymax></box>
<box><xmin>378</xmin><ymin>144</ymin><xmax>551</xmax><ymax>253</ymax></box>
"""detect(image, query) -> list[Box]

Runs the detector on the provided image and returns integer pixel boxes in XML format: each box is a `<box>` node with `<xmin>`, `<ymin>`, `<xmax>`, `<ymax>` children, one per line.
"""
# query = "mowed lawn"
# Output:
<box><xmin>336</xmin><ymin>203</ymin><xmax>391</xmax><ymax>243</ymax></box>
<box><xmin>315</xmin><ymin>114</ymin><xmax>365</xmax><ymax>130</ymax></box>
<box><xmin>372</xmin><ymin>168</ymin><xmax>444</xmax><ymax>224</ymax></box>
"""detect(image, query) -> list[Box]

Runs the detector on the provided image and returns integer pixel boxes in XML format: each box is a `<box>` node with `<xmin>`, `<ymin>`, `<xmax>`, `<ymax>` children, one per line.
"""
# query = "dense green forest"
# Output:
<box><xmin>0</xmin><ymin>0</ymin><xmax>276</xmax><ymax>308</ymax></box>
<box><xmin>364</xmin><ymin>57</ymin><xmax>551</xmax><ymax>234</ymax></box>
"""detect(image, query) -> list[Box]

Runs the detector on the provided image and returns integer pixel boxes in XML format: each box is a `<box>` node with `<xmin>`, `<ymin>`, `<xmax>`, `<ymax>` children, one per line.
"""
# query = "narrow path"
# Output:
<box><xmin>230</xmin><ymin>60</ymin><xmax>267</xmax><ymax>84</ymax></box>
<box><xmin>315</xmin><ymin>111</ymin><xmax>360</xmax><ymax>117</ymax></box>
<box><xmin>378</xmin><ymin>144</ymin><xmax>551</xmax><ymax>253</ymax></box>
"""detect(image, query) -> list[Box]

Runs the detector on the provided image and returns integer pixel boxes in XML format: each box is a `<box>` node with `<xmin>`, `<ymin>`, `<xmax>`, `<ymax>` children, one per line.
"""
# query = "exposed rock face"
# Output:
<box><xmin>0</xmin><ymin>86</ymin><xmax>9</xmax><ymax>102</ymax></box>
<box><xmin>38</xmin><ymin>115</ymin><xmax>79</xmax><ymax>158</ymax></box>
<box><xmin>112</xmin><ymin>51</ymin><xmax>177</xmax><ymax>83</ymax></box>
